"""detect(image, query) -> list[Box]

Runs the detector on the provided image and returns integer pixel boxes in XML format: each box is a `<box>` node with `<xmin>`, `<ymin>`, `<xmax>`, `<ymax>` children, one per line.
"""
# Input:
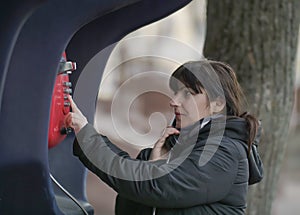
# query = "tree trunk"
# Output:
<box><xmin>204</xmin><ymin>1</ymin><xmax>300</xmax><ymax>214</ymax></box>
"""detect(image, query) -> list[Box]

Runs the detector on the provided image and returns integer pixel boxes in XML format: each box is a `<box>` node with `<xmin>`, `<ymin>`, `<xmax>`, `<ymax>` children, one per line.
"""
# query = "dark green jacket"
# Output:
<box><xmin>73</xmin><ymin>117</ymin><xmax>263</xmax><ymax>215</ymax></box>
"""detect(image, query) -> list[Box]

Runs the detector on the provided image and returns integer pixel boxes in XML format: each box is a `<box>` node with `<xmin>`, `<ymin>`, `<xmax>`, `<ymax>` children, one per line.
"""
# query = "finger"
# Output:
<box><xmin>156</xmin><ymin>128</ymin><xmax>178</xmax><ymax>145</ymax></box>
<box><xmin>165</xmin><ymin>127</ymin><xmax>180</xmax><ymax>135</ymax></box>
<box><xmin>65</xmin><ymin>112</ymin><xmax>78</xmax><ymax>128</ymax></box>
<box><xmin>64</xmin><ymin>112</ymin><xmax>73</xmax><ymax>127</ymax></box>
<box><xmin>67</xmin><ymin>95</ymin><xmax>79</xmax><ymax>112</ymax></box>
<box><xmin>64</xmin><ymin>112</ymin><xmax>70</xmax><ymax>125</ymax></box>
<box><xmin>160</xmin><ymin>128</ymin><xmax>178</xmax><ymax>140</ymax></box>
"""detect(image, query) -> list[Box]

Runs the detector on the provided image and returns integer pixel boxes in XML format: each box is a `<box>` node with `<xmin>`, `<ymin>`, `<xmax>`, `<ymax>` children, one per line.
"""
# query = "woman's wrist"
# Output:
<box><xmin>74</xmin><ymin>121</ymin><xmax>89</xmax><ymax>136</ymax></box>
<box><xmin>75</xmin><ymin>120</ymin><xmax>88</xmax><ymax>134</ymax></box>
<box><xmin>149</xmin><ymin>147</ymin><xmax>168</xmax><ymax>161</ymax></box>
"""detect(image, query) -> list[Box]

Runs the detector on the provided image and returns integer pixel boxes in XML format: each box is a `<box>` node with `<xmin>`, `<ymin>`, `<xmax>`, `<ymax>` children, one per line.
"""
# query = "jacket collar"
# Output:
<box><xmin>178</xmin><ymin>115</ymin><xmax>249</xmax><ymax>146</ymax></box>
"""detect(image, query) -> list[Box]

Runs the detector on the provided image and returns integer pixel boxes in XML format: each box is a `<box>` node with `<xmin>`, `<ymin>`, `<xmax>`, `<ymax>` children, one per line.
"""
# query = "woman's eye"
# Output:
<box><xmin>184</xmin><ymin>90</ymin><xmax>192</xmax><ymax>97</ymax></box>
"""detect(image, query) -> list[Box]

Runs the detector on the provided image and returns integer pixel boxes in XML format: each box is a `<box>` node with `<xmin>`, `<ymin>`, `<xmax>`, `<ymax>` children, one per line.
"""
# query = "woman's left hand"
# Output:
<box><xmin>149</xmin><ymin>126</ymin><xmax>180</xmax><ymax>161</ymax></box>
<box><xmin>64</xmin><ymin>95</ymin><xmax>88</xmax><ymax>134</ymax></box>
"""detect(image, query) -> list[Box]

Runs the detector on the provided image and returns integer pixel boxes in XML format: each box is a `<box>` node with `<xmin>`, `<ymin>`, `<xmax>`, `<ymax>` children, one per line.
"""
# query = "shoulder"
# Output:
<box><xmin>221</xmin><ymin>136</ymin><xmax>248</xmax><ymax>160</ymax></box>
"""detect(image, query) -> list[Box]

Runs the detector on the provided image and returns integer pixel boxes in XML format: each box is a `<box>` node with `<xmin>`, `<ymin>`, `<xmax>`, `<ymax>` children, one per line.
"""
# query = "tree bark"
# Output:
<box><xmin>204</xmin><ymin>1</ymin><xmax>300</xmax><ymax>214</ymax></box>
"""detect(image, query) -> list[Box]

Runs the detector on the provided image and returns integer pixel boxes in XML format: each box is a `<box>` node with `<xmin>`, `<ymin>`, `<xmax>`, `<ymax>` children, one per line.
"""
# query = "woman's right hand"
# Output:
<box><xmin>64</xmin><ymin>95</ymin><xmax>88</xmax><ymax>134</ymax></box>
<box><xmin>149</xmin><ymin>127</ymin><xmax>180</xmax><ymax>161</ymax></box>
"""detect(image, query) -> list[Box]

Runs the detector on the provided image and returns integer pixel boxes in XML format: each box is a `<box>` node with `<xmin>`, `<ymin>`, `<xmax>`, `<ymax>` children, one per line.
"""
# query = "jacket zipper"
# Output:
<box><xmin>152</xmin><ymin>207</ymin><xmax>156</xmax><ymax>215</ymax></box>
<box><xmin>152</xmin><ymin>118</ymin><xmax>211</xmax><ymax>215</ymax></box>
<box><xmin>152</xmin><ymin>148</ymin><xmax>172</xmax><ymax>215</ymax></box>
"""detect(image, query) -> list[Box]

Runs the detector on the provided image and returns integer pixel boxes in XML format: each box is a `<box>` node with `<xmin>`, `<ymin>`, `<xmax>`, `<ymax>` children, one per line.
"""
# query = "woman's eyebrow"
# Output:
<box><xmin>185</xmin><ymin>87</ymin><xmax>196</xmax><ymax>93</ymax></box>
<box><xmin>177</xmin><ymin>86</ymin><xmax>197</xmax><ymax>94</ymax></box>
<box><xmin>177</xmin><ymin>86</ymin><xmax>188</xmax><ymax>91</ymax></box>
<box><xmin>175</xmin><ymin>86</ymin><xmax>196</xmax><ymax>93</ymax></box>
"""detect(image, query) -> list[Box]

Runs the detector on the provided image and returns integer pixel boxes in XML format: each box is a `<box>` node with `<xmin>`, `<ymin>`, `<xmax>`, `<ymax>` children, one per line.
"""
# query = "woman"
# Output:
<box><xmin>65</xmin><ymin>60</ymin><xmax>263</xmax><ymax>215</ymax></box>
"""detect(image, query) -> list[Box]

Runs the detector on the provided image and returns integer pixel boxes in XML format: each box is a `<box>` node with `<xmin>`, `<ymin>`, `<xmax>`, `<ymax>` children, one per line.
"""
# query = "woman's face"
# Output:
<box><xmin>170</xmin><ymin>82</ymin><xmax>211</xmax><ymax>129</ymax></box>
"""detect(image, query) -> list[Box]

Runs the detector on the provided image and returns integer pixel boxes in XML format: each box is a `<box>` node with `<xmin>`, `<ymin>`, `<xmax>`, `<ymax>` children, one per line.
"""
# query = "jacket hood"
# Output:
<box><xmin>178</xmin><ymin>115</ymin><xmax>264</xmax><ymax>185</ymax></box>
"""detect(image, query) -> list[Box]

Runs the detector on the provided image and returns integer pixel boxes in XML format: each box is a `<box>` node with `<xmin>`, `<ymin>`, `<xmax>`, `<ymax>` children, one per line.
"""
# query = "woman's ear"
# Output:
<box><xmin>210</xmin><ymin>97</ymin><xmax>226</xmax><ymax>113</ymax></box>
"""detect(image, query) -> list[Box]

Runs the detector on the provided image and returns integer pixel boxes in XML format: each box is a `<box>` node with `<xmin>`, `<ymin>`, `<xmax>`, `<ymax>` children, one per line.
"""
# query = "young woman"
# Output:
<box><xmin>65</xmin><ymin>60</ymin><xmax>263</xmax><ymax>215</ymax></box>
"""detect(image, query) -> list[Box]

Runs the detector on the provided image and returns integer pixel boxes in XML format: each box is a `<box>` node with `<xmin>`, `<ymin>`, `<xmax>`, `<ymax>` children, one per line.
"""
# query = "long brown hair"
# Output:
<box><xmin>169</xmin><ymin>60</ymin><xmax>259</xmax><ymax>155</ymax></box>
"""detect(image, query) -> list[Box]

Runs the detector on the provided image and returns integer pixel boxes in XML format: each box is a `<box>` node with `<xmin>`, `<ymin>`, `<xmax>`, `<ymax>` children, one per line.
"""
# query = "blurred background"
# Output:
<box><xmin>82</xmin><ymin>1</ymin><xmax>300</xmax><ymax>214</ymax></box>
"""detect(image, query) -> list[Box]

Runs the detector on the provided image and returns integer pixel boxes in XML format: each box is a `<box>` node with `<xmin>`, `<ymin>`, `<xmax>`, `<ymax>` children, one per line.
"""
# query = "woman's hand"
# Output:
<box><xmin>149</xmin><ymin>127</ymin><xmax>180</xmax><ymax>161</ymax></box>
<box><xmin>64</xmin><ymin>95</ymin><xmax>88</xmax><ymax>134</ymax></box>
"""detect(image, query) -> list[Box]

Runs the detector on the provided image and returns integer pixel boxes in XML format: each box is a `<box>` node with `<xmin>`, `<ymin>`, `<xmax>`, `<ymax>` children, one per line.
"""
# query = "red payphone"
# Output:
<box><xmin>48</xmin><ymin>52</ymin><xmax>76</xmax><ymax>148</ymax></box>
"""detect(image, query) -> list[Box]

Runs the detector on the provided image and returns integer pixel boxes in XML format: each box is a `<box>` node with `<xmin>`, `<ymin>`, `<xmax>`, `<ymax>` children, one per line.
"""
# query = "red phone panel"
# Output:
<box><xmin>48</xmin><ymin>53</ymin><xmax>76</xmax><ymax>148</ymax></box>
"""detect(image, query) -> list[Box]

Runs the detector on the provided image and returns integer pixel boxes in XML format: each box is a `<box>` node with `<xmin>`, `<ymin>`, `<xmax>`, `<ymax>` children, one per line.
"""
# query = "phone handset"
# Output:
<box><xmin>164</xmin><ymin>116</ymin><xmax>180</xmax><ymax>150</ymax></box>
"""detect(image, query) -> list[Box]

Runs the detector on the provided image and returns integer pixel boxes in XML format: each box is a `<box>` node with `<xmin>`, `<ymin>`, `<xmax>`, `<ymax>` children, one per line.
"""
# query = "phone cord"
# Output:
<box><xmin>50</xmin><ymin>173</ymin><xmax>89</xmax><ymax>215</ymax></box>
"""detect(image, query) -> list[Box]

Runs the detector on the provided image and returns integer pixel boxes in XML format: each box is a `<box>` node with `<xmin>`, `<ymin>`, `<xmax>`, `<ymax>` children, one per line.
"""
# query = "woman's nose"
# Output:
<box><xmin>170</xmin><ymin>96</ymin><xmax>180</xmax><ymax>107</ymax></box>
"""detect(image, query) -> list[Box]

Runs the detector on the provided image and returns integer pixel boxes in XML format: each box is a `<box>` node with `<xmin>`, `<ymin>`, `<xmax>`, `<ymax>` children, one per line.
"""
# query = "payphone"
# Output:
<box><xmin>48</xmin><ymin>52</ymin><xmax>76</xmax><ymax>148</ymax></box>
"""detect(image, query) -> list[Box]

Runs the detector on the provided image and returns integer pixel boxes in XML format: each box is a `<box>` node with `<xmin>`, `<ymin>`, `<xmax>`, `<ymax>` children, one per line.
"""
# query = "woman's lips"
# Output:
<box><xmin>175</xmin><ymin>112</ymin><xmax>183</xmax><ymax>120</ymax></box>
<box><xmin>175</xmin><ymin>111</ymin><xmax>185</xmax><ymax>116</ymax></box>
